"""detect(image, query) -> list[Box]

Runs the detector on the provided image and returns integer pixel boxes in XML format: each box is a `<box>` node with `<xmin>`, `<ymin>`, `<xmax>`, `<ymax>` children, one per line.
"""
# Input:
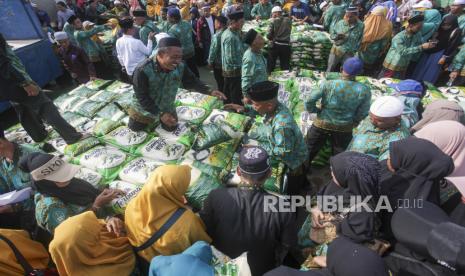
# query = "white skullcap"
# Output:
<box><xmin>54</xmin><ymin>31</ymin><xmax>68</xmax><ymax>41</ymax></box>
<box><xmin>114</xmin><ymin>0</ymin><xmax>122</xmax><ymax>4</ymax></box>
<box><xmin>413</xmin><ymin>0</ymin><xmax>433</xmax><ymax>9</ymax></box>
<box><xmin>82</xmin><ymin>21</ymin><xmax>95</xmax><ymax>28</ymax></box>
<box><xmin>31</xmin><ymin>2</ymin><xmax>38</xmax><ymax>7</ymax></box>
<box><xmin>370</xmin><ymin>96</ymin><xmax>405</xmax><ymax>118</ymax></box>
<box><xmin>271</xmin><ymin>6</ymin><xmax>282</xmax><ymax>13</ymax></box>
<box><xmin>319</xmin><ymin>1</ymin><xmax>328</xmax><ymax>10</ymax></box>
<box><xmin>155</xmin><ymin>32</ymin><xmax>171</xmax><ymax>43</ymax></box>
<box><xmin>169</xmin><ymin>0</ymin><xmax>178</xmax><ymax>4</ymax></box>
<box><xmin>453</xmin><ymin>0</ymin><xmax>465</xmax><ymax>5</ymax></box>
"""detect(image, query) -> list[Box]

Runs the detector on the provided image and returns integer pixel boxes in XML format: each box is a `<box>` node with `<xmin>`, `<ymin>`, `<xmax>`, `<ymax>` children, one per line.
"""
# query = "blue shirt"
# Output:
<box><xmin>291</xmin><ymin>2</ymin><xmax>310</xmax><ymax>20</ymax></box>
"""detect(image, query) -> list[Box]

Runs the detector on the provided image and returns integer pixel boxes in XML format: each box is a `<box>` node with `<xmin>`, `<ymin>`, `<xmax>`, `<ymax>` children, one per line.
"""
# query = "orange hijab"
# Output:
<box><xmin>361</xmin><ymin>6</ymin><xmax>393</xmax><ymax>51</ymax></box>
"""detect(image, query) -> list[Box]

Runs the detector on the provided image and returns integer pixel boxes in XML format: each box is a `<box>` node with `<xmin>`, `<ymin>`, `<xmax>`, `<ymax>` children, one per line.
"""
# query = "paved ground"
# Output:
<box><xmin>199</xmin><ymin>65</ymin><xmax>219</xmax><ymax>89</ymax></box>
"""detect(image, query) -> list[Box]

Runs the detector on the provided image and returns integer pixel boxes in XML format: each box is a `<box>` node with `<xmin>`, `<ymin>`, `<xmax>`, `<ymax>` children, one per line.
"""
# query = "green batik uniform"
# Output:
<box><xmin>243</xmin><ymin>1</ymin><xmax>253</xmax><ymax>20</ymax></box>
<box><xmin>140</xmin><ymin>20</ymin><xmax>160</xmax><ymax>50</ymax></box>
<box><xmin>305</xmin><ymin>79</ymin><xmax>371</xmax><ymax>132</ymax></box>
<box><xmin>208</xmin><ymin>29</ymin><xmax>225</xmax><ymax>68</ymax></box>
<box><xmin>63</xmin><ymin>22</ymin><xmax>78</xmax><ymax>46</ymax></box>
<box><xmin>6</xmin><ymin>47</ymin><xmax>34</xmax><ymax>86</ymax></box>
<box><xmin>348</xmin><ymin>117</ymin><xmax>410</xmax><ymax>160</ymax></box>
<box><xmin>130</xmin><ymin>60</ymin><xmax>211</xmax><ymax>123</ymax></box>
<box><xmin>0</xmin><ymin>144</ymin><xmax>39</xmax><ymax>212</ymax></box>
<box><xmin>323</xmin><ymin>4</ymin><xmax>345</xmax><ymax>34</ymax></box>
<box><xmin>74</xmin><ymin>25</ymin><xmax>107</xmax><ymax>62</ymax></box>
<box><xmin>451</xmin><ymin>46</ymin><xmax>465</xmax><ymax>76</ymax></box>
<box><xmin>246</xmin><ymin>103</ymin><xmax>308</xmax><ymax>170</ymax></box>
<box><xmin>157</xmin><ymin>20</ymin><xmax>172</xmax><ymax>33</ymax></box>
<box><xmin>251</xmin><ymin>3</ymin><xmax>273</xmax><ymax>19</ymax></box>
<box><xmin>420</xmin><ymin>9</ymin><xmax>441</xmax><ymax>43</ymax></box>
<box><xmin>382</xmin><ymin>30</ymin><xmax>423</xmax><ymax>73</ymax></box>
<box><xmin>241</xmin><ymin>48</ymin><xmax>268</xmax><ymax>93</ymax></box>
<box><xmin>330</xmin><ymin>19</ymin><xmax>364</xmax><ymax>57</ymax></box>
<box><xmin>168</xmin><ymin>20</ymin><xmax>195</xmax><ymax>59</ymax></box>
<box><xmin>357</xmin><ymin>37</ymin><xmax>390</xmax><ymax>65</ymax></box>
<box><xmin>438</xmin><ymin>0</ymin><xmax>454</xmax><ymax>9</ymax></box>
<box><xmin>221</xmin><ymin>28</ymin><xmax>246</xmax><ymax>77</ymax></box>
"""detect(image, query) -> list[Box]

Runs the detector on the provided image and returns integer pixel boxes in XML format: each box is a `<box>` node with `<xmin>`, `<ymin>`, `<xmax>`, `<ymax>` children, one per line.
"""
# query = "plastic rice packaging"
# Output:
<box><xmin>68</xmin><ymin>84</ymin><xmax>97</xmax><ymax>98</ymax></box>
<box><xmin>94</xmin><ymin>103</ymin><xmax>127</xmax><ymax>121</ymax></box>
<box><xmin>277</xmin><ymin>83</ymin><xmax>295</xmax><ymax>110</ymax></box>
<box><xmin>294</xmin><ymin>77</ymin><xmax>316</xmax><ymax>102</ymax></box>
<box><xmin>175</xmin><ymin>90</ymin><xmax>222</xmax><ymax>110</ymax></box>
<box><xmin>183</xmin><ymin>138</ymin><xmax>240</xmax><ymax>174</ymax></box>
<box><xmin>69</xmin><ymin>99</ymin><xmax>108</xmax><ymax>118</ymax></box>
<box><xmin>438</xmin><ymin>86</ymin><xmax>465</xmax><ymax>105</ymax></box>
<box><xmin>136</xmin><ymin>137</ymin><xmax>186</xmax><ymax>162</ymax></box>
<box><xmin>48</xmin><ymin>137</ymin><xmax>67</xmax><ymax>154</ymax></box>
<box><xmin>185</xmin><ymin>166</ymin><xmax>222</xmax><ymax>210</ymax></box>
<box><xmin>118</xmin><ymin>157</ymin><xmax>164</xmax><ymax>185</ymax></box>
<box><xmin>212</xmin><ymin>248</ymin><xmax>252</xmax><ymax>276</ymax></box>
<box><xmin>85</xmin><ymin>79</ymin><xmax>113</xmax><ymax>90</ymax></box>
<box><xmin>192</xmin><ymin>123</ymin><xmax>242</xmax><ymax>151</ymax></box>
<box><xmin>4</xmin><ymin>125</ymin><xmax>36</xmax><ymax>145</ymax></box>
<box><xmin>422</xmin><ymin>82</ymin><xmax>446</xmax><ymax>106</ymax></box>
<box><xmin>56</xmin><ymin>96</ymin><xmax>86</xmax><ymax>113</ymax></box>
<box><xmin>108</xmin><ymin>181</ymin><xmax>142</xmax><ymax>215</ymax></box>
<box><xmin>176</xmin><ymin>106</ymin><xmax>208</xmax><ymax>124</ymax></box>
<box><xmin>104</xmin><ymin>80</ymin><xmax>133</xmax><ymax>94</ymax></box>
<box><xmin>154</xmin><ymin>122</ymin><xmax>195</xmax><ymax>147</ymax></box>
<box><xmin>92</xmin><ymin>119</ymin><xmax>124</xmax><ymax>137</ymax></box>
<box><xmin>203</xmin><ymin>109</ymin><xmax>251</xmax><ymax>133</ymax></box>
<box><xmin>75</xmin><ymin>167</ymin><xmax>104</xmax><ymax>188</ymax></box>
<box><xmin>63</xmin><ymin>137</ymin><xmax>101</xmax><ymax>157</ymax></box>
<box><xmin>293</xmin><ymin>102</ymin><xmax>316</xmax><ymax>137</ymax></box>
<box><xmin>103</xmin><ymin>126</ymin><xmax>150</xmax><ymax>154</ymax></box>
<box><xmin>75</xmin><ymin>146</ymin><xmax>129</xmax><ymax>183</ymax></box>
<box><xmin>60</xmin><ymin>112</ymin><xmax>90</xmax><ymax>129</ymax></box>
<box><xmin>89</xmin><ymin>90</ymin><xmax>122</xmax><ymax>103</ymax></box>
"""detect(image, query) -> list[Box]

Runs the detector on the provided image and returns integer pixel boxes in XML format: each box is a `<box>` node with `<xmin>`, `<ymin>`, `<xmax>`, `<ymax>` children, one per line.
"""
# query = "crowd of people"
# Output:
<box><xmin>1</xmin><ymin>0</ymin><xmax>465</xmax><ymax>275</ymax></box>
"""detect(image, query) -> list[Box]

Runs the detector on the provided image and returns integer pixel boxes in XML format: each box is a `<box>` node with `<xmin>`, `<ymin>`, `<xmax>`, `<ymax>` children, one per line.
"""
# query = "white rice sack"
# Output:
<box><xmin>49</xmin><ymin>137</ymin><xmax>67</xmax><ymax>154</ymax></box>
<box><xmin>176</xmin><ymin>106</ymin><xmax>208</xmax><ymax>124</ymax></box>
<box><xmin>438</xmin><ymin>86</ymin><xmax>465</xmax><ymax>103</ymax></box>
<box><xmin>298</xmin><ymin>111</ymin><xmax>317</xmax><ymax>137</ymax></box>
<box><xmin>136</xmin><ymin>137</ymin><xmax>186</xmax><ymax>162</ymax></box>
<box><xmin>74</xmin><ymin>167</ymin><xmax>103</xmax><ymax>188</ymax></box>
<box><xmin>77</xmin><ymin>146</ymin><xmax>128</xmax><ymax>182</ymax></box>
<box><xmin>108</xmin><ymin>181</ymin><xmax>142</xmax><ymax>214</ymax></box>
<box><xmin>103</xmin><ymin>126</ymin><xmax>149</xmax><ymax>154</ymax></box>
<box><xmin>155</xmin><ymin>122</ymin><xmax>190</xmax><ymax>141</ymax></box>
<box><xmin>295</xmin><ymin>77</ymin><xmax>316</xmax><ymax>101</ymax></box>
<box><xmin>118</xmin><ymin>157</ymin><xmax>164</xmax><ymax>185</ymax></box>
<box><xmin>175</xmin><ymin>91</ymin><xmax>221</xmax><ymax>110</ymax></box>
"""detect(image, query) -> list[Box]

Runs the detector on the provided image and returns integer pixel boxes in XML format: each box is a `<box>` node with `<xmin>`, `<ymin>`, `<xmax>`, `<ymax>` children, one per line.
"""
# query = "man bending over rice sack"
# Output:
<box><xmin>224</xmin><ymin>81</ymin><xmax>308</xmax><ymax>195</ymax></box>
<box><xmin>129</xmin><ymin>37</ymin><xmax>226</xmax><ymax>132</ymax></box>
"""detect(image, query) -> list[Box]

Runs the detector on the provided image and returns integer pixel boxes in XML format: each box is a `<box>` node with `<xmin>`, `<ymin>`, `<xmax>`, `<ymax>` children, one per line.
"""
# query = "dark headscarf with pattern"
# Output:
<box><xmin>330</xmin><ymin>152</ymin><xmax>381</xmax><ymax>243</ymax></box>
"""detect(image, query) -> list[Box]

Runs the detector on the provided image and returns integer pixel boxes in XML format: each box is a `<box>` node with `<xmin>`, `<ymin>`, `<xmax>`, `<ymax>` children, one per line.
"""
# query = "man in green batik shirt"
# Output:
<box><xmin>447</xmin><ymin>0</ymin><xmax>465</xmax><ymax>43</ymax></box>
<box><xmin>208</xmin><ymin>16</ymin><xmax>228</xmax><ymax>92</ymax></box>
<box><xmin>348</xmin><ymin>96</ymin><xmax>410</xmax><ymax>161</ymax></box>
<box><xmin>240</xmin><ymin>0</ymin><xmax>253</xmax><ymax>20</ymax></box>
<box><xmin>380</xmin><ymin>13</ymin><xmax>435</xmax><ymax>79</ymax></box>
<box><xmin>323</xmin><ymin>0</ymin><xmax>345</xmax><ymax>33</ymax></box>
<box><xmin>306</xmin><ymin>57</ymin><xmax>371</xmax><ymax>166</ymax></box>
<box><xmin>129</xmin><ymin>37</ymin><xmax>226</xmax><ymax>131</ymax></box>
<box><xmin>221</xmin><ymin>9</ymin><xmax>246</xmax><ymax>105</ymax></box>
<box><xmin>251</xmin><ymin>0</ymin><xmax>273</xmax><ymax>20</ymax></box>
<box><xmin>0</xmin><ymin>132</ymin><xmax>38</xmax><ymax>230</ymax></box>
<box><xmin>242</xmin><ymin>29</ymin><xmax>268</xmax><ymax>96</ymax></box>
<box><xmin>327</xmin><ymin>5</ymin><xmax>364</xmax><ymax>72</ymax></box>
<box><xmin>167</xmin><ymin>8</ymin><xmax>199</xmax><ymax>78</ymax></box>
<box><xmin>63</xmin><ymin>15</ymin><xmax>78</xmax><ymax>46</ymax></box>
<box><xmin>133</xmin><ymin>9</ymin><xmax>160</xmax><ymax>50</ymax></box>
<box><xmin>224</xmin><ymin>81</ymin><xmax>309</xmax><ymax>195</ymax></box>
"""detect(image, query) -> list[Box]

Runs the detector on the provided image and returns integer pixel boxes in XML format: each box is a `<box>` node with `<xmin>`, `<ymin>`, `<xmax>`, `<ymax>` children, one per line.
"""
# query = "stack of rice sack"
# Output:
<box><xmin>290</xmin><ymin>26</ymin><xmax>332</xmax><ymax>71</ymax></box>
<box><xmin>437</xmin><ymin>86</ymin><xmax>465</xmax><ymax>109</ymax></box>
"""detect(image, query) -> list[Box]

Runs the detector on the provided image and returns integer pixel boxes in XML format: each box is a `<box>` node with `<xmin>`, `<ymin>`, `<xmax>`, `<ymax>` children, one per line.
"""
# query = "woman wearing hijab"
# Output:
<box><xmin>412</xmin><ymin>14</ymin><xmax>462</xmax><ymax>83</ymax></box>
<box><xmin>124</xmin><ymin>165</ymin><xmax>211</xmax><ymax>263</ymax></box>
<box><xmin>410</xmin><ymin>99</ymin><xmax>465</xmax><ymax>133</ymax></box>
<box><xmin>414</xmin><ymin>120</ymin><xmax>465</xmax><ymax>224</ymax></box>
<box><xmin>49</xmin><ymin>211</ymin><xmax>136</xmax><ymax>276</ymax></box>
<box><xmin>357</xmin><ymin>6</ymin><xmax>392</xmax><ymax>75</ymax></box>
<box><xmin>19</xmin><ymin>152</ymin><xmax>122</xmax><ymax>233</ymax></box>
<box><xmin>0</xmin><ymin>229</ymin><xmax>50</xmax><ymax>276</ymax></box>
<box><xmin>311</xmin><ymin>152</ymin><xmax>382</xmax><ymax>244</ymax></box>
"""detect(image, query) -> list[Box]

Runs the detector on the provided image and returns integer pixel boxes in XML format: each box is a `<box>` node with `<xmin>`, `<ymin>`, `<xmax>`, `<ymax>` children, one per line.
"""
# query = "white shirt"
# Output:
<box><xmin>116</xmin><ymin>35</ymin><xmax>153</xmax><ymax>76</ymax></box>
<box><xmin>206</xmin><ymin>16</ymin><xmax>214</xmax><ymax>37</ymax></box>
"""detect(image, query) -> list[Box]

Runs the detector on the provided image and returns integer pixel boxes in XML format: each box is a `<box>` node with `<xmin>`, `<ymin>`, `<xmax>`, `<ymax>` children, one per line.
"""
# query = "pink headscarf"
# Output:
<box><xmin>415</xmin><ymin>120</ymin><xmax>465</xmax><ymax>196</ymax></box>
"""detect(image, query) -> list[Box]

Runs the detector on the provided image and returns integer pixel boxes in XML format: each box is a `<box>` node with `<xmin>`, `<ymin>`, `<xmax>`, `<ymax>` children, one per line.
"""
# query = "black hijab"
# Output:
<box><xmin>330</xmin><ymin>152</ymin><xmax>381</xmax><ymax>243</ymax></box>
<box><xmin>19</xmin><ymin>152</ymin><xmax>100</xmax><ymax>206</ymax></box>
<box><xmin>388</xmin><ymin>137</ymin><xmax>454</xmax><ymax>204</ymax></box>
<box><xmin>327</xmin><ymin>236</ymin><xmax>390</xmax><ymax>276</ymax></box>
<box><xmin>427</xmin><ymin>14</ymin><xmax>462</xmax><ymax>55</ymax></box>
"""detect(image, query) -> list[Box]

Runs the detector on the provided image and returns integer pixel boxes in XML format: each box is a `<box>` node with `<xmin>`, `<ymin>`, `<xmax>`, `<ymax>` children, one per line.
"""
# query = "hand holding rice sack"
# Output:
<box><xmin>18</xmin><ymin>152</ymin><xmax>123</xmax><ymax>233</ymax></box>
<box><xmin>128</xmin><ymin>37</ymin><xmax>226</xmax><ymax>132</ymax></box>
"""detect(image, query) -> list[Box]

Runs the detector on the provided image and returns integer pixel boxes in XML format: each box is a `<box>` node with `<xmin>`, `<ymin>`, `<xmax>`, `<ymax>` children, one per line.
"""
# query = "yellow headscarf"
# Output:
<box><xmin>124</xmin><ymin>165</ymin><xmax>212</xmax><ymax>262</ymax></box>
<box><xmin>49</xmin><ymin>211</ymin><xmax>136</xmax><ymax>276</ymax></box>
<box><xmin>361</xmin><ymin>6</ymin><xmax>393</xmax><ymax>51</ymax></box>
<box><xmin>107</xmin><ymin>18</ymin><xmax>121</xmax><ymax>37</ymax></box>
<box><xmin>0</xmin><ymin>229</ymin><xmax>49</xmax><ymax>276</ymax></box>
